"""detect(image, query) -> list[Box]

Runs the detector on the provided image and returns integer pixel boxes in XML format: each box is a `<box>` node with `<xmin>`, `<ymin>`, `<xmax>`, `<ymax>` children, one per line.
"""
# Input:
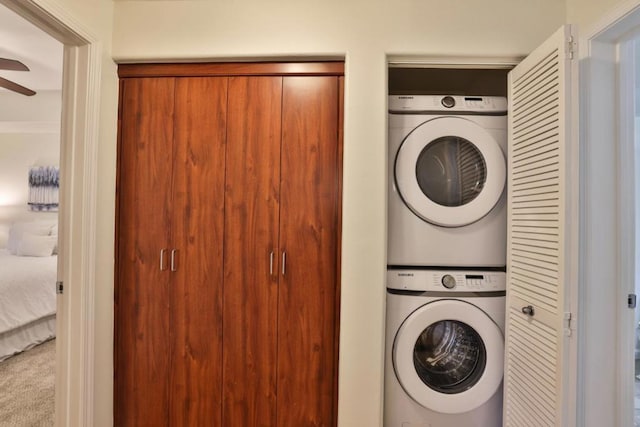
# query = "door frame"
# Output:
<box><xmin>0</xmin><ymin>0</ymin><xmax>101</xmax><ymax>425</ymax></box>
<box><xmin>580</xmin><ymin>1</ymin><xmax>640</xmax><ymax>425</ymax></box>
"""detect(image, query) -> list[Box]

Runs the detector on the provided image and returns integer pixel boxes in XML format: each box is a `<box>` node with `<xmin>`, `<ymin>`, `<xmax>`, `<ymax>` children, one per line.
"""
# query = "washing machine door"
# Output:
<box><xmin>393</xmin><ymin>299</ymin><xmax>504</xmax><ymax>414</ymax></box>
<box><xmin>395</xmin><ymin>116</ymin><xmax>506</xmax><ymax>227</ymax></box>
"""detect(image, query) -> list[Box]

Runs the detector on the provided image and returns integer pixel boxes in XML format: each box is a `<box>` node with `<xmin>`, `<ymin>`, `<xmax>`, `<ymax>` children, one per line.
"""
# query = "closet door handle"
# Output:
<box><xmin>282</xmin><ymin>251</ymin><xmax>286</xmax><ymax>276</ymax></box>
<box><xmin>160</xmin><ymin>249</ymin><xmax>167</xmax><ymax>271</ymax></box>
<box><xmin>170</xmin><ymin>249</ymin><xmax>178</xmax><ymax>272</ymax></box>
<box><xmin>270</xmin><ymin>251</ymin><xmax>274</xmax><ymax>276</ymax></box>
<box><xmin>521</xmin><ymin>305</ymin><xmax>535</xmax><ymax>317</ymax></box>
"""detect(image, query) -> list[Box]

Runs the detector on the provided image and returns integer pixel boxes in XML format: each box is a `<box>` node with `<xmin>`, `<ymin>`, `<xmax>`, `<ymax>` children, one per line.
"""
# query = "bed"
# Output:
<box><xmin>0</xmin><ymin>221</ymin><xmax>58</xmax><ymax>362</ymax></box>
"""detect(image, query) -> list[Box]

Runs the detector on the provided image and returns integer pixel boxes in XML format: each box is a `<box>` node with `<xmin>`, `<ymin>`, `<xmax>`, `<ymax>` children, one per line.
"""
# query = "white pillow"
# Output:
<box><xmin>16</xmin><ymin>233</ymin><xmax>57</xmax><ymax>257</ymax></box>
<box><xmin>0</xmin><ymin>225</ymin><xmax>9</xmax><ymax>249</ymax></box>
<box><xmin>7</xmin><ymin>221</ymin><xmax>55</xmax><ymax>255</ymax></box>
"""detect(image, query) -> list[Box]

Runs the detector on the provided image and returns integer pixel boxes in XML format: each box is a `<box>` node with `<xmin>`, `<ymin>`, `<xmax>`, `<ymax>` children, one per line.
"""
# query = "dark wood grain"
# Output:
<box><xmin>169</xmin><ymin>77</ymin><xmax>228</xmax><ymax>426</ymax></box>
<box><xmin>115</xmin><ymin>63</ymin><xmax>344</xmax><ymax>427</ymax></box>
<box><xmin>277</xmin><ymin>76</ymin><xmax>341</xmax><ymax>427</ymax></box>
<box><xmin>223</xmin><ymin>76</ymin><xmax>282</xmax><ymax>427</ymax></box>
<box><xmin>115</xmin><ymin>77</ymin><xmax>175</xmax><ymax>427</ymax></box>
<box><xmin>118</xmin><ymin>62</ymin><xmax>344</xmax><ymax>78</ymax></box>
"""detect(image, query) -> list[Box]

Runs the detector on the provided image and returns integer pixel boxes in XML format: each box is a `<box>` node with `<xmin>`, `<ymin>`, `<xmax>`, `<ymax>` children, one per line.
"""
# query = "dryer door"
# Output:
<box><xmin>393</xmin><ymin>299</ymin><xmax>504</xmax><ymax>414</ymax></box>
<box><xmin>395</xmin><ymin>116</ymin><xmax>506</xmax><ymax>227</ymax></box>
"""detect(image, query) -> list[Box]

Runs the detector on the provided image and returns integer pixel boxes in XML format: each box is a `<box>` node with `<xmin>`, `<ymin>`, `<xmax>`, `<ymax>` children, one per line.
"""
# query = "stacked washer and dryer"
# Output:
<box><xmin>385</xmin><ymin>95</ymin><xmax>508</xmax><ymax>426</ymax></box>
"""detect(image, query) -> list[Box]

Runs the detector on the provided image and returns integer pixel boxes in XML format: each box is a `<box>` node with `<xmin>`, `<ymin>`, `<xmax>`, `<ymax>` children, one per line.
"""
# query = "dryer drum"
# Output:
<box><xmin>415</xmin><ymin>137</ymin><xmax>487</xmax><ymax>207</ymax></box>
<box><xmin>413</xmin><ymin>320</ymin><xmax>487</xmax><ymax>394</ymax></box>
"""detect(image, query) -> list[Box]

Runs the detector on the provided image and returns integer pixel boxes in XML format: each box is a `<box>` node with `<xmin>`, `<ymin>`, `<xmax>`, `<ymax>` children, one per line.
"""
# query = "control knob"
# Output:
<box><xmin>441</xmin><ymin>274</ymin><xmax>456</xmax><ymax>289</ymax></box>
<box><xmin>441</xmin><ymin>96</ymin><xmax>456</xmax><ymax>108</ymax></box>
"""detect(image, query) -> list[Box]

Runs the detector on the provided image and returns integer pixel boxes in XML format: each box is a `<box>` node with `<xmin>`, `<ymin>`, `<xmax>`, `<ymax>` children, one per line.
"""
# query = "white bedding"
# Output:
<box><xmin>0</xmin><ymin>248</ymin><xmax>57</xmax><ymax>359</ymax></box>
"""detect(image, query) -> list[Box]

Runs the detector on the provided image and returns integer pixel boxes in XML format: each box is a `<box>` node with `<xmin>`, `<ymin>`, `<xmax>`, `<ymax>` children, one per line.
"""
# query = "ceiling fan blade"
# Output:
<box><xmin>0</xmin><ymin>58</ymin><xmax>29</xmax><ymax>71</ymax></box>
<box><xmin>0</xmin><ymin>77</ymin><xmax>36</xmax><ymax>96</ymax></box>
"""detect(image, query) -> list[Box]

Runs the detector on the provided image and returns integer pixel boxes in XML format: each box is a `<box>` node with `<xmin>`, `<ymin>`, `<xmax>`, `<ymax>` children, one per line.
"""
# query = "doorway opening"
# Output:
<box><xmin>0</xmin><ymin>0</ymin><xmax>102</xmax><ymax>425</ymax></box>
<box><xmin>0</xmin><ymin>4</ymin><xmax>63</xmax><ymax>425</ymax></box>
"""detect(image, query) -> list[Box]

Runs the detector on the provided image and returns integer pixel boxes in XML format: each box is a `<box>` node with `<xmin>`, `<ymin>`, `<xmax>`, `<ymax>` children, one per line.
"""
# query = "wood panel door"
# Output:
<box><xmin>115</xmin><ymin>77</ymin><xmax>176</xmax><ymax>427</ymax></box>
<box><xmin>169</xmin><ymin>77</ymin><xmax>228</xmax><ymax>426</ymax></box>
<box><xmin>277</xmin><ymin>76</ymin><xmax>340</xmax><ymax>427</ymax></box>
<box><xmin>223</xmin><ymin>76</ymin><xmax>282</xmax><ymax>427</ymax></box>
<box><xmin>116</xmin><ymin>63</ymin><xmax>344</xmax><ymax>427</ymax></box>
<box><xmin>116</xmin><ymin>76</ymin><xmax>229</xmax><ymax>426</ymax></box>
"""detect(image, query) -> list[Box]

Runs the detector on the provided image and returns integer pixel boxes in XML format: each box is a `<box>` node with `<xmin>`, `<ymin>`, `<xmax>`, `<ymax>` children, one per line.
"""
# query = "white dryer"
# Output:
<box><xmin>385</xmin><ymin>268</ymin><xmax>505</xmax><ymax>426</ymax></box>
<box><xmin>388</xmin><ymin>95</ymin><xmax>507</xmax><ymax>267</ymax></box>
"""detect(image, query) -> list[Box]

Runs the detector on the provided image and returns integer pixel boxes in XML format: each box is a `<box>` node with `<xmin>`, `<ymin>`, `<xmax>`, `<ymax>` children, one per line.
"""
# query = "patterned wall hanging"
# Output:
<box><xmin>28</xmin><ymin>166</ymin><xmax>59</xmax><ymax>212</ymax></box>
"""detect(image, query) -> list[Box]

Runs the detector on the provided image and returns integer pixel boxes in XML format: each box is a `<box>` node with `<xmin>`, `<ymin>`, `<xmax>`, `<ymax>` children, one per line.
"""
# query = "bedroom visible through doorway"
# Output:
<box><xmin>0</xmin><ymin>3</ymin><xmax>63</xmax><ymax>425</ymax></box>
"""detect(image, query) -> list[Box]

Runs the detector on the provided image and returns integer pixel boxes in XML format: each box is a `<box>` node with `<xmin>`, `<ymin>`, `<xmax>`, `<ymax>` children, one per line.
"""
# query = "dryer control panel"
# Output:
<box><xmin>387</xmin><ymin>269</ymin><xmax>506</xmax><ymax>292</ymax></box>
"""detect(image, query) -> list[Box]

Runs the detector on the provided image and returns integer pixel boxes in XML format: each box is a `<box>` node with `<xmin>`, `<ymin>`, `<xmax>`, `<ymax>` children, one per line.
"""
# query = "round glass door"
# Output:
<box><xmin>413</xmin><ymin>320</ymin><xmax>486</xmax><ymax>394</ymax></box>
<box><xmin>393</xmin><ymin>299</ymin><xmax>504</xmax><ymax>414</ymax></box>
<box><xmin>415</xmin><ymin>137</ymin><xmax>487</xmax><ymax>208</ymax></box>
<box><xmin>395</xmin><ymin>116</ymin><xmax>505</xmax><ymax>227</ymax></box>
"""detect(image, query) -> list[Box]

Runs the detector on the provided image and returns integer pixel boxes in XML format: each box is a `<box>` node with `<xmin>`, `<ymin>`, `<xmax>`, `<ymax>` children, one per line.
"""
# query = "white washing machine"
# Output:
<box><xmin>385</xmin><ymin>268</ymin><xmax>505</xmax><ymax>427</ymax></box>
<box><xmin>388</xmin><ymin>95</ymin><xmax>507</xmax><ymax>268</ymax></box>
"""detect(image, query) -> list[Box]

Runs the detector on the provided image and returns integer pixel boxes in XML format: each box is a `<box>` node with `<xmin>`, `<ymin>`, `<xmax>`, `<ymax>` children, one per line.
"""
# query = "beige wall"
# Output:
<box><xmin>567</xmin><ymin>0</ymin><xmax>629</xmax><ymax>30</ymax></box>
<box><xmin>109</xmin><ymin>1</ymin><xmax>566</xmax><ymax>426</ymax></box>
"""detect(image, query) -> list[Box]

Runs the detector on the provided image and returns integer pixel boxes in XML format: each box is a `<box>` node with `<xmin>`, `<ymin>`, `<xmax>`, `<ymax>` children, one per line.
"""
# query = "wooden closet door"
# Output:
<box><xmin>277</xmin><ymin>76</ymin><xmax>340</xmax><ymax>427</ymax></box>
<box><xmin>115</xmin><ymin>77</ymin><xmax>176</xmax><ymax>427</ymax></box>
<box><xmin>169</xmin><ymin>77</ymin><xmax>228</xmax><ymax>426</ymax></box>
<box><xmin>223</xmin><ymin>76</ymin><xmax>282</xmax><ymax>426</ymax></box>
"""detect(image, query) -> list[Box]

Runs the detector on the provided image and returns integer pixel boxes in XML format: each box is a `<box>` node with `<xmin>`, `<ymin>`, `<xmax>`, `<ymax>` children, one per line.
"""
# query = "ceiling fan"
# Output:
<box><xmin>0</xmin><ymin>57</ymin><xmax>36</xmax><ymax>96</ymax></box>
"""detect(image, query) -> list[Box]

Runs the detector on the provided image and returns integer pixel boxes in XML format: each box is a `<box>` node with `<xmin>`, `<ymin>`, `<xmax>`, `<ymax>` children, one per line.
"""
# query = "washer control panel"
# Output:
<box><xmin>388</xmin><ymin>95</ymin><xmax>508</xmax><ymax>114</ymax></box>
<box><xmin>387</xmin><ymin>269</ymin><xmax>506</xmax><ymax>292</ymax></box>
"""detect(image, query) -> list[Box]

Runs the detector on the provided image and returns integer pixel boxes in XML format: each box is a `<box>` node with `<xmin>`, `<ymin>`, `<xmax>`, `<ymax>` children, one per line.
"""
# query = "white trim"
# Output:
<box><xmin>0</xmin><ymin>121</ymin><xmax>60</xmax><ymax>133</ymax></box>
<box><xmin>0</xmin><ymin>1</ymin><xmax>101</xmax><ymax>426</ymax></box>
<box><xmin>580</xmin><ymin>1</ymin><xmax>640</xmax><ymax>425</ymax></box>
<box><xmin>617</xmin><ymin>33</ymin><xmax>636</xmax><ymax>427</ymax></box>
<box><xmin>583</xmin><ymin>0</ymin><xmax>640</xmax><ymax>42</ymax></box>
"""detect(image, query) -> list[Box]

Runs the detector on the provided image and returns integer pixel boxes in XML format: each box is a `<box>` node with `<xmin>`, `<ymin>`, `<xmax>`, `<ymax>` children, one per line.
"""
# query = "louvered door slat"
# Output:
<box><xmin>512</xmin><ymin>236</ymin><xmax>559</xmax><ymax>250</ymax></box>
<box><xmin>507</xmin><ymin>358</ymin><xmax>556</xmax><ymax>413</ymax></box>
<box><xmin>513</xmin><ymin>130</ymin><xmax>559</xmax><ymax>154</ymax></box>
<box><xmin>513</xmin><ymin>150</ymin><xmax>560</xmax><ymax>171</ymax></box>
<box><xmin>512</xmin><ymin>172</ymin><xmax>559</xmax><ymax>188</ymax></box>
<box><xmin>505</xmin><ymin>306</ymin><xmax>559</xmax><ymax>427</ymax></box>
<box><xmin>511</xmin><ymin>269</ymin><xmax>558</xmax><ymax>292</ymax></box>
<box><xmin>513</xmin><ymin>140</ymin><xmax>558</xmax><ymax>163</ymax></box>
<box><xmin>512</xmin><ymin>116</ymin><xmax>559</xmax><ymax>143</ymax></box>
<box><xmin>512</xmin><ymin>50</ymin><xmax>558</xmax><ymax>93</ymax></box>
<box><xmin>511</xmin><ymin>260</ymin><xmax>559</xmax><ymax>282</ymax></box>
<box><xmin>512</xmin><ymin>243</ymin><xmax>559</xmax><ymax>259</ymax></box>
<box><xmin>511</xmin><ymin>183</ymin><xmax>560</xmax><ymax>198</ymax></box>
<box><xmin>512</xmin><ymin>94</ymin><xmax>559</xmax><ymax>132</ymax></box>
<box><xmin>513</xmin><ymin>102</ymin><xmax>559</xmax><ymax>130</ymax></box>
<box><xmin>505</xmin><ymin>25</ymin><xmax>577</xmax><ymax>427</ymax></box>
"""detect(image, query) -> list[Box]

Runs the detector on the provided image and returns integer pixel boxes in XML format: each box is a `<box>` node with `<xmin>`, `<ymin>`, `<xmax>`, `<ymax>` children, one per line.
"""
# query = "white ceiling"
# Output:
<box><xmin>0</xmin><ymin>3</ymin><xmax>63</xmax><ymax>93</ymax></box>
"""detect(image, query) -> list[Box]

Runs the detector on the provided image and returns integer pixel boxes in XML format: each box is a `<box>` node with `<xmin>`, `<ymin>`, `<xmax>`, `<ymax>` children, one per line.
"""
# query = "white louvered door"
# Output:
<box><xmin>504</xmin><ymin>25</ymin><xmax>578</xmax><ymax>427</ymax></box>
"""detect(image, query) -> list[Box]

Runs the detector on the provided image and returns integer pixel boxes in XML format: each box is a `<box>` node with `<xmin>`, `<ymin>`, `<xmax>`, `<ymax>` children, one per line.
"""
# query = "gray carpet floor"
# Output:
<box><xmin>0</xmin><ymin>339</ymin><xmax>55</xmax><ymax>426</ymax></box>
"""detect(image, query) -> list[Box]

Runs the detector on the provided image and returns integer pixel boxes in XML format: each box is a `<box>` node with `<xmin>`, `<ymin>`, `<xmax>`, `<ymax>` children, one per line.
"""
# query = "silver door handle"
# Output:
<box><xmin>160</xmin><ymin>249</ymin><xmax>167</xmax><ymax>271</ymax></box>
<box><xmin>170</xmin><ymin>249</ymin><xmax>178</xmax><ymax>272</ymax></box>
<box><xmin>521</xmin><ymin>305</ymin><xmax>535</xmax><ymax>316</ymax></box>
<box><xmin>282</xmin><ymin>251</ymin><xmax>286</xmax><ymax>276</ymax></box>
<box><xmin>270</xmin><ymin>251</ymin><xmax>274</xmax><ymax>275</ymax></box>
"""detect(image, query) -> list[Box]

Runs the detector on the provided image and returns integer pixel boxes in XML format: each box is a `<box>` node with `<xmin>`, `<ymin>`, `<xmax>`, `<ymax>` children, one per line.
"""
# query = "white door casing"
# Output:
<box><xmin>504</xmin><ymin>24</ymin><xmax>579</xmax><ymax>427</ymax></box>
